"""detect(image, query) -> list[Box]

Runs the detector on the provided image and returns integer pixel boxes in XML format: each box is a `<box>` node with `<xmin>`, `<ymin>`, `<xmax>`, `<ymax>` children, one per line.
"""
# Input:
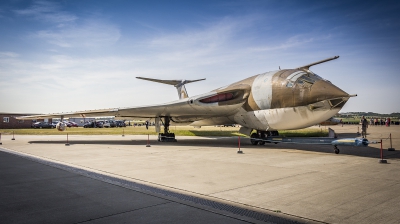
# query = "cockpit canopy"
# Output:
<box><xmin>285</xmin><ymin>71</ymin><xmax>326</xmax><ymax>88</ymax></box>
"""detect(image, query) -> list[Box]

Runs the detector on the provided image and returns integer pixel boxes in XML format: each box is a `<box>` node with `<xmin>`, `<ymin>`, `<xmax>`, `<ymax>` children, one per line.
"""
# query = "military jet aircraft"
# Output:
<box><xmin>18</xmin><ymin>56</ymin><xmax>355</xmax><ymax>144</ymax></box>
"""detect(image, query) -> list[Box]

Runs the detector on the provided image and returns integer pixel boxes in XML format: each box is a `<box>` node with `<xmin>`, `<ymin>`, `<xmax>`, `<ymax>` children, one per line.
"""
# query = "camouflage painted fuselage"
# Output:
<box><xmin>189</xmin><ymin>69</ymin><xmax>350</xmax><ymax>131</ymax></box>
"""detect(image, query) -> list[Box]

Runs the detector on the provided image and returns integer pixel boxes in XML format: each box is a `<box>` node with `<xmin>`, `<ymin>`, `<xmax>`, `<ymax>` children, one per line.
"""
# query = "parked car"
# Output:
<box><xmin>83</xmin><ymin>122</ymin><xmax>93</xmax><ymax>128</ymax></box>
<box><xmin>68</xmin><ymin>121</ymin><xmax>78</xmax><ymax>127</ymax></box>
<box><xmin>102</xmin><ymin>120</ymin><xmax>117</xmax><ymax>128</ymax></box>
<box><xmin>96</xmin><ymin>121</ymin><xmax>104</xmax><ymax>128</ymax></box>
<box><xmin>84</xmin><ymin>121</ymin><xmax>104</xmax><ymax>128</ymax></box>
<box><xmin>109</xmin><ymin>120</ymin><xmax>116</xmax><ymax>127</ymax></box>
<box><xmin>103</xmin><ymin>120</ymin><xmax>111</xmax><ymax>128</ymax></box>
<box><xmin>115</xmin><ymin>120</ymin><xmax>126</xmax><ymax>127</ymax></box>
<box><xmin>223</xmin><ymin>124</ymin><xmax>236</xmax><ymax>127</ymax></box>
<box><xmin>84</xmin><ymin>121</ymin><xmax>97</xmax><ymax>128</ymax></box>
<box><xmin>32</xmin><ymin>122</ymin><xmax>54</xmax><ymax>129</ymax></box>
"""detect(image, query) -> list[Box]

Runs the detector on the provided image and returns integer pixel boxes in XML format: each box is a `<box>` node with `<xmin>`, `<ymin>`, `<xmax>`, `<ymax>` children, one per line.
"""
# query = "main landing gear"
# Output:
<box><xmin>158</xmin><ymin>116</ymin><xmax>177</xmax><ymax>142</ymax></box>
<box><xmin>250</xmin><ymin>131</ymin><xmax>279</xmax><ymax>145</ymax></box>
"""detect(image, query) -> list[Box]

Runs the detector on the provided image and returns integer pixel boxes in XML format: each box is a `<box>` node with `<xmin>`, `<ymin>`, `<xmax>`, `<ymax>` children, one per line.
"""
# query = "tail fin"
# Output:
<box><xmin>136</xmin><ymin>77</ymin><xmax>206</xmax><ymax>99</ymax></box>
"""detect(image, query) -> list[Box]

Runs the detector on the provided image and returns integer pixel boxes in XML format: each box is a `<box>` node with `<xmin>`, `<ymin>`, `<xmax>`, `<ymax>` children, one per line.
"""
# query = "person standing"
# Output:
<box><xmin>361</xmin><ymin>116</ymin><xmax>368</xmax><ymax>138</ymax></box>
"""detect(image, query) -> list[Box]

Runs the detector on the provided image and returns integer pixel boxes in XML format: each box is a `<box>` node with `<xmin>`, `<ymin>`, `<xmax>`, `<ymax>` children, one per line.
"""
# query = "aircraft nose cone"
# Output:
<box><xmin>310</xmin><ymin>80</ymin><xmax>349</xmax><ymax>102</ymax></box>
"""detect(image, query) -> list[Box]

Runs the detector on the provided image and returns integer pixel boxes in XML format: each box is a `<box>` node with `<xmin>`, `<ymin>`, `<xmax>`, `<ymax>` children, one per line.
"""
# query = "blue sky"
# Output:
<box><xmin>1</xmin><ymin>0</ymin><xmax>399</xmax><ymax>114</ymax></box>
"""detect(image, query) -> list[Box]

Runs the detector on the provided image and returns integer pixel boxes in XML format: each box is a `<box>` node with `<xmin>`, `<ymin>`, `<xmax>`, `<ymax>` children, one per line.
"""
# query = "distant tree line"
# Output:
<box><xmin>337</xmin><ymin>112</ymin><xmax>400</xmax><ymax>118</ymax></box>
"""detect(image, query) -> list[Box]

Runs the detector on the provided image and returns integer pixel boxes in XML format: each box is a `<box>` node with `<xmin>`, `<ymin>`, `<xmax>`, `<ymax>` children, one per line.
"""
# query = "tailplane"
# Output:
<box><xmin>136</xmin><ymin>77</ymin><xmax>206</xmax><ymax>99</ymax></box>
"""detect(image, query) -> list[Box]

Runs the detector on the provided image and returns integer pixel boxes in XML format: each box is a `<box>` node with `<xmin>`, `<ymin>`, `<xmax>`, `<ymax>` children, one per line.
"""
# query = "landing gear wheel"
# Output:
<box><xmin>334</xmin><ymin>145</ymin><xmax>340</xmax><ymax>154</ymax></box>
<box><xmin>258</xmin><ymin>132</ymin><xmax>265</xmax><ymax>145</ymax></box>
<box><xmin>250</xmin><ymin>133</ymin><xmax>259</xmax><ymax>145</ymax></box>
<box><xmin>158</xmin><ymin>117</ymin><xmax>177</xmax><ymax>142</ymax></box>
<box><xmin>158</xmin><ymin>133</ymin><xmax>176</xmax><ymax>142</ymax></box>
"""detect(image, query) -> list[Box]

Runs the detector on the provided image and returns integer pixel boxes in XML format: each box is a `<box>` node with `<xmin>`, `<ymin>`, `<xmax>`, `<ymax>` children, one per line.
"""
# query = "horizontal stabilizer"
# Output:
<box><xmin>136</xmin><ymin>77</ymin><xmax>205</xmax><ymax>87</ymax></box>
<box><xmin>136</xmin><ymin>77</ymin><xmax>206</xmax><ymax>99</ymax></box>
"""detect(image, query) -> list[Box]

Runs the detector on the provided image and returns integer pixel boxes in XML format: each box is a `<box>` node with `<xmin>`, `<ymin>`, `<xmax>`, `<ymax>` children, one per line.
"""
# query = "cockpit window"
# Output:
<box><xmin>285</xmin><ymin>71</ymin><xmax>324</xmax><ymax>88</ymax></box>
<box><xmin>300</xmin><ymin>75</ymin><xmax>314</xmax><ymax>84</ymax></box>
<box><xmin>286</xmin><ymin>82</ymin><xmax>294</xmax><ymax>87</ymax></box>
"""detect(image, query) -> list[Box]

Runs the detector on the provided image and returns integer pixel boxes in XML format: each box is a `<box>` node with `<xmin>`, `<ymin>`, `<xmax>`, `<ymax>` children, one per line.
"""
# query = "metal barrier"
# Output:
<box><xmin>65</xmin><ymin>133</ymin><xmax>70</xmax><ymax>146</ymax></box>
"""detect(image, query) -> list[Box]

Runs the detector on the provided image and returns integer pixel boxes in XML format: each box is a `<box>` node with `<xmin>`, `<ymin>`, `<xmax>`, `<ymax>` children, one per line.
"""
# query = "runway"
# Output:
<box><xmin>1</xmin><ymin>125</ymin><xmax>399</xmax><ymax>223</ymax></box>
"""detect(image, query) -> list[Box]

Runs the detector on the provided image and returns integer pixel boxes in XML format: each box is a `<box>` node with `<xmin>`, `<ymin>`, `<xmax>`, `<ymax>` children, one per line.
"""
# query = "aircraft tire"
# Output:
<box><xmin>334</xmin><ymin>145</ymin><xmax>340</xmax><ymax>154</ymax></box>
<box><xmin>250</xmin><ymin>133</ymin><xmax>259</xmax><ymax>145</ymax></box>
<box><xmin>259</xmin><ymin>132</ymin><xmax>266</xmax><ymax>145</ymax></box>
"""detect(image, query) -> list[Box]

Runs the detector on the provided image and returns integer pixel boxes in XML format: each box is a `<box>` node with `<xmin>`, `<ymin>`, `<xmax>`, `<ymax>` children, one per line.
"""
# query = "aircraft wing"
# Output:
<box><xmin>17</xmin><ymin>107</ymin><xmax>120</xmax><ymax>120</ymax></box>
<box><xmin>17</xmin><ymin>83</ymin><xmax>251</xmax><ymax>123</ymax></box>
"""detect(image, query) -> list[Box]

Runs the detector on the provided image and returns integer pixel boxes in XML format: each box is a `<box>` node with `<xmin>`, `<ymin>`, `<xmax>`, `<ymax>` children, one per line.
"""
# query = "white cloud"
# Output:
<box><xmin>34</xmin><ymin>19</ymin><xmax>121</xmax><ymax>48</ymax></box>
<box><xmin>249</xmin><ymin>34</ymin><xmax>332</xmax><ymax>53</ymax></box>
<box><xmin>14</xmin><ymin>0</ymin><xmax>77</xmax><ymax>24</ymax></box>
<box><xmin>0</xmin><ymin>51</ymin><xmax>19</xmax><ymax>57</ymax></box>
<box><xmin>141</xmin><ymin>16</ymin><xmax>262</xmax><ymax>69</ymax></box>
<box><xmin>14</xmin><ymin>1</ymin><xmax>120</xmax><ymax>48</ymax></box>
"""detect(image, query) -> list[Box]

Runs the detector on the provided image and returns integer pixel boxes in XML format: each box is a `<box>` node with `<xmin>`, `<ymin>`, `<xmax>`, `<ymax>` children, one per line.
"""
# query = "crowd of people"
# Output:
<box><xmin>368</xmin><ymin>117</ymin><xmax>392</xmax><ymax>126</ymax></box>
<box><xmin>360</xmin><ymin>116</ymin><xmax>394</xmax><ymax>138</ymax></box>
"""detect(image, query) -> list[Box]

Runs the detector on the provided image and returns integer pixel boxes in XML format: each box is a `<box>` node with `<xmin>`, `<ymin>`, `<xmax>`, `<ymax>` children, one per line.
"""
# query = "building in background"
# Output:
<box><xmin>0</xmin><ymin>113</ymin><xmax>48</xmax><ymax>129</ymax></box>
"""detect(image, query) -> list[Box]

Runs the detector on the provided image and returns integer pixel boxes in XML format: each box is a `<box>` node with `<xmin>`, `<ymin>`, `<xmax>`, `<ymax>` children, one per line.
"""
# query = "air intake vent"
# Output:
<box><xmin>329</xmin><ymin>98</ymin><xmax>345</xmax><ymax>108</ymax></box>
<box><xmin>200</xmin><ymin>92</ymin><xmax>234</xmax><ymax>103</ymax></box>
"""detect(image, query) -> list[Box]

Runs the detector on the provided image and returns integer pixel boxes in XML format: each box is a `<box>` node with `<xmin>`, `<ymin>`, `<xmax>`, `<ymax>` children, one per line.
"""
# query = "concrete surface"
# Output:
<box><xmin>1</xmin><ymin>125</ymin><xmax>399</xmax><ymax>223</ymax></box>
<box><xmin>1</xmin><ymin>150</ymin><xmax>276</xmax><ymax>224</ymax></box>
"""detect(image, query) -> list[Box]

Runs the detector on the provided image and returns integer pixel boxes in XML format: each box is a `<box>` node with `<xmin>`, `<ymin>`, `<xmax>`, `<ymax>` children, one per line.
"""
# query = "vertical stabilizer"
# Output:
<box><xmin>177</xmin><ymin>83</ymin><xmax>189</xmax><ymax>99</ymax></box>
<box><xmin>136</xmin><ymin>77</ymin><xmax>205</xmax><ymax>99</ymax></box>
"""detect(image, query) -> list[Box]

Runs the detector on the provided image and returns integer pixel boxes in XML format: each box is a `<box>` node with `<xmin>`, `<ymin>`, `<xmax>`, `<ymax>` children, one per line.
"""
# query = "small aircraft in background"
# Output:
<box><xmin>319</xmin><ymin>117</ymin><xmax>342</xmax><ymax>126</ymax></box>
<box><xmin>18</xmin><ymin>56</ymin><xmax>356</xmax><ymax>144</ymax></box>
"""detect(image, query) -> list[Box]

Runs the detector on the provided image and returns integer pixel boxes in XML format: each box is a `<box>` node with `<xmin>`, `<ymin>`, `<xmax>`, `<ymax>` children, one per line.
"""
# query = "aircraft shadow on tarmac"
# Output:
<box><xmin>28</xmin><ymin>135</ymin><xmax>400</xmax><ymax>160</ymax></box>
